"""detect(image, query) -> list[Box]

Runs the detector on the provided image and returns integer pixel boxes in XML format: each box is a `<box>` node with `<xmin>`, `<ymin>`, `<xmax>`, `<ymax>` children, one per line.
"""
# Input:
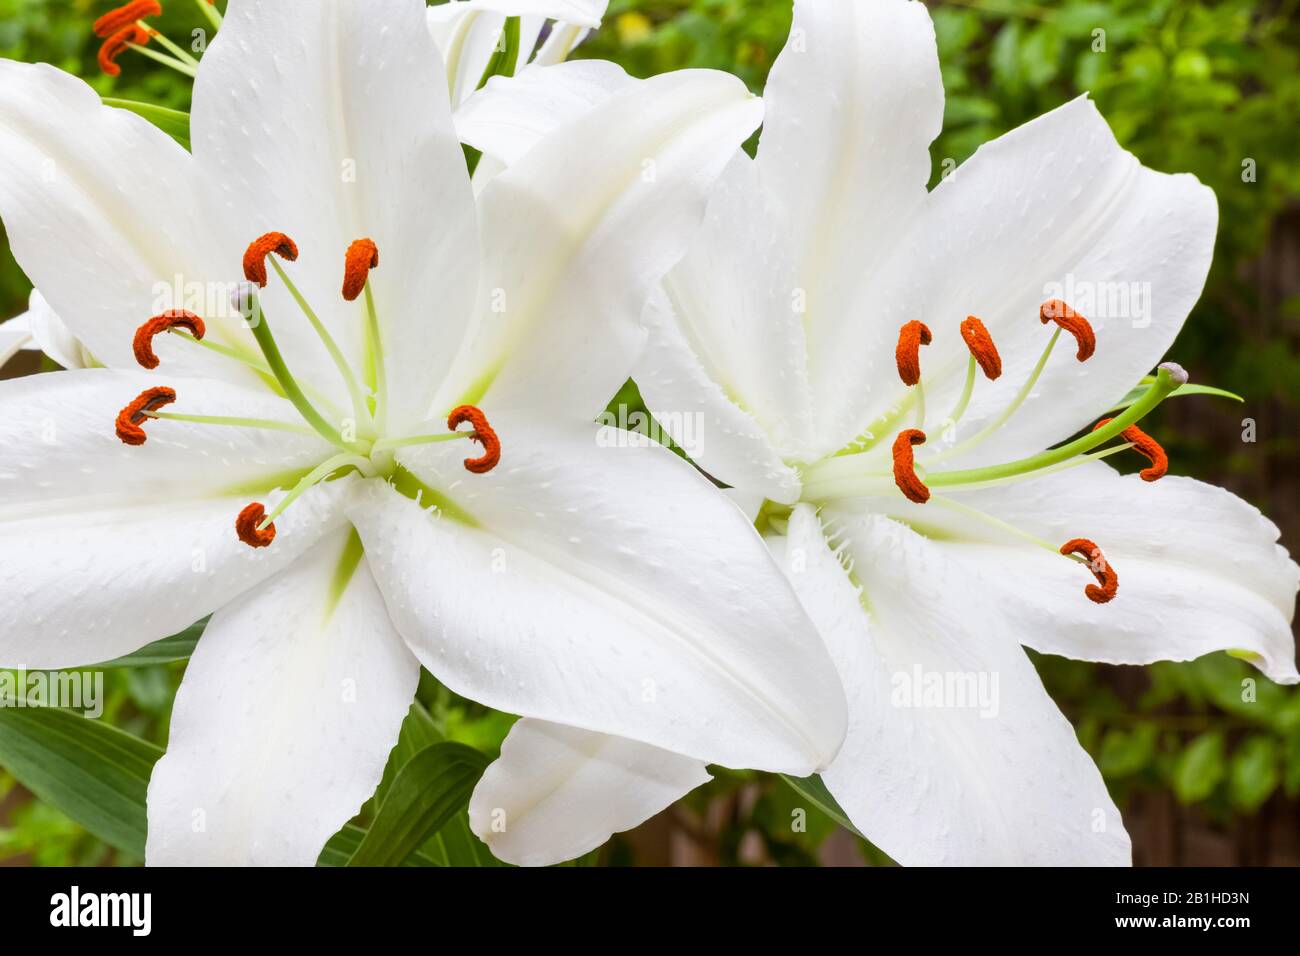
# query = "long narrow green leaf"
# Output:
<box><xmin>101</xmin><ymin>97</ymin><xmax>191</xmax><ymax>149</ymax></box>
<box><xmin>95</xmin><ymin>619</ymin><xmax>207</xmax><ymax>668</ymax></box>
<box><xmin>0</xmin><ymin>707</ymin><xmax>161</xmax><ymax>856</ymax></box>
<box><xmin>318</xmin><ymin>823</ymin><xmax>440</xmax><ymax>868</ymax></box>
<box><xmin>779</xmin><ymin>773</ymin><xmax>864</xmax><ymax>839</ymax></box>
<box><xmin>347</xmin><ymin>742</ymin><xmax>487</xmax><ymax>867</ymax></box>
<box><xmin>375</xmin><ymin>700</ymin><xmax>443</xmax><ymax>805</ymax></box>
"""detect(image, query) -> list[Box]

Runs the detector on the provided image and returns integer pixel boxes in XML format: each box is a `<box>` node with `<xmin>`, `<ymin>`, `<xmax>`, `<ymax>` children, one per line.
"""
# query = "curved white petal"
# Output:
<box><xmin>436</xmin><ymin>68</ymin><xmax>764</xmax><ymax>420</ymax></box>
<box><xmin>636</xmin><ymin>287</ymin><xmax>801</xmax><ymax>504</ymax></box>
<box><xmin>347</xmin><ymin>412</ymin><xmax>847</xmax><ymax>773</ymax></box>
<box><xmin>930</xmin><ymin>463</ymin><xmax>1298</xmax><ymax>683</ymax></box>
<box><xmin>0</xmin><ymin>370</ymin><xmax>350</xmax><ymax>669</ymax></box>
<box><xmin>775</xmin><ymin>504</ymin><xmax>1130</xmax><ymax>865</ymax></box>
<box><xmin>0</xmin><ymin>317</ymin><xmax>31</xmax><ymax>369</ymax></box>
<box><xmin>193</xmin><ymin>0</ymin><xmax>480</xmax><ymax>429</ymax></box>
<box><xmin>822</xmin><ymin>96</ymin><xmax>1218</xmax><ymax>459</ymax></box>
<box><xmin>469</xmin><ymin>719</ymin><xmax>709</xmax><ymax>866</ymax></box>
<box><xmin>0</xmin><ymin>60</ymin><xmax>253</xmax><ymax>385</ymax></box>
<box><xmin>756</xmin><ymin>0</ymin><xmax>942</xmax><ymax>421</ymax></box>
<box><xmin>20</xmin><ymin>290</ymin><xmax>95</xmax><ymax>369</ymax></box>
<box><xmin>456</xmin><ymin>59</ymin><xmax>634</xmax><ymax>167</ymax></box>
<box><xmin>146</xmin><ymin>529</ymin><xmax>418</xmax><ymax>865</ymax></box>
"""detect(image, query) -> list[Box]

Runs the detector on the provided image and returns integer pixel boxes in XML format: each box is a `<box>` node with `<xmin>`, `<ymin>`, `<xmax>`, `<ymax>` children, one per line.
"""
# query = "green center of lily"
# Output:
<box><xmin>113</xmin><ymin>231</ymin><xmax>499</xmax><ymax>548</ymax></box>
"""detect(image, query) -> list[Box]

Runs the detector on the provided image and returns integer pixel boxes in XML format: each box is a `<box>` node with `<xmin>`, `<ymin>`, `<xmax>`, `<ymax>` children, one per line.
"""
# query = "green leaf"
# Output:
<box><xmin>375</xmin><ymin>700</ymin><xmax>443</xmax><ymax>805</ymax></box>
<box><xmin>1229</xmin><ymin>736</ymin><xmax>1279</xmax><ymax>812</ymax></box>
<box><xmin>779</xmin><ymin>773</ymin><xmax>863</xmax><ymax>839</ymax></box>
<box><xmin>347</xmin><ymin>742</ymin><xmax>487</xmax><ymax>867</ymax></box>
<box><xmin>1109</xmin><ymin>382</ymin><xmax>1244</xmax><ymax>413</ymax></box>
<box><xmin>0</xmin><ymin>707</ymin><xmax>160</xmax><ymax>857</ymax></box>
<box><xmin>100</xmin><ymin>97</ymin><xmax>191</xmax><ymax>149</ymax></box>
<box><xmin>317</xmin><ymin>824</ymin><xmax>441</xmax><ymax>868</ymax></box>
<box><xmin>94</xmin><ymin>619</ymin><xmax>207</xmax><ymax>668</ymax></box>
<box><xmin>1172</xmin><ymin>730</ymin><xmax>1226</xmax><ymax>804</ymax></box>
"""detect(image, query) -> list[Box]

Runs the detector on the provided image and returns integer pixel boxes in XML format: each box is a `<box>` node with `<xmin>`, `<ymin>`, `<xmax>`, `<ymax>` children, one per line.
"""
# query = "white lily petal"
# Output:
<box><xmin>193</xmin><ymin>0</ymin><xmax>479</xmax><ymax>428</ymax></box>
<box><xmin>436</xmin><ymin>68</ymin><xmax>763</xmax><ymax>420</ymax></box>
<box><xmin>469</xmin><ymin>719</ymin><xmax>709</xmax><ymax>866</ymax></box>
<box><xmin>456</xmin><ymin>59</ymin><xmax>634</xmax><ymax>167</ymax></box>
<box><xmin>147</xmin><ymin>529</ymin><xmax>419</xmax><ymax>865</ymax></box>
<box><xmin>0</xmin><ymin>317</ymin><xmax>32</xmax><ymax>369</ymax></box>
<box><xmin>642</xmin><ymin>152</ymin><xmax>816</xmax><ymax>463</ymax></box>
<box><xmin>932</xmin><ymin>462</ymin><xmax>1299</xmax><ymax>683</ymax></box>
<box><xmin>776</xmin><ymin>504</ymin><xmax>1130</xmax><ymax>865</ymax></box>
<box><xmin>0</xmin><ymin>61</ymin><xmax>252</xmax><ymax>384</ymax></box>
<box><xmin>20</xmin><ymin>290</ymin><xmax>95</xmax><ymax>369</ymax></box>
<box><xmin>430</xmin><ymin>0</ymin><xmax>605</xmax><ymax>30</ymax></box>
<box><xmin>823</xmin><ymin>96</ymin><xmax>1217</xmax><ymax>459</ymax></box>
<box><xmin>348</xmin><ymin>412</ymin><xmax>846</xmax><ymax>773</ymax></box>
<box><xmin>757</xmin><ymin>0</ymin><xmax>942</xmax><ymax>417</ymax></box>
<box><xmin>0</xmin><ymin>370</ymin><xmax>350</xmax><ymax>669</ymax></box>
<box><xmin>637</xmin><ymin>287</ymin><xmax>802</xmax><ymax>504</ymax></box>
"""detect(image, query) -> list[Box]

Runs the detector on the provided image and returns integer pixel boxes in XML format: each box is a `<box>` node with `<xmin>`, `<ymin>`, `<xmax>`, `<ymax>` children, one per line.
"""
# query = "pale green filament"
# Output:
<box><xmin>943</xmin><ymin>354</ymin><xmax>978</xmax><ymax>432</ymax></box>
<box><xmin>913</xmin><ymin>379</ymin><xmax>926</xmax><ymax>429</ymax></box>
<box><xmin>170</xmin><ymin>330</ymin><xmax>345</xmax><ymax>419</ymax></box>
<box><xmin>195</xmin><ymin>0</ymin><xmax>223</xmax><ymax>30</ymax></box>
<box><xmin>928</xmin><ymin>494</ymin><xmax>1083</xmax><ymax>562</ymax></box>
<box><xmin>258</xmin><ymin>453</ymin><xmax>375</xmax><ymax>530</ymax></box>
<box><xmin>371</xmin><ymin>431</ymin><xmax>471</xmax><ymax>453</ymax></box>
<box><xmin>145</xmin><ymin>410</ymin><xmax>318</xmax><ymax>437</ymax></box>
<box><xmin>268</xmin><ymin>257</ymin><xmax>372</xmax><ymax>432</ymax></box>
<box><xmin>125</xmin><ymin>41</ymin><xmax>197</xmax><ymax>77</ymax></box>
<box><xmin>136</xmin><ymin>22</ymin><xmax>200</xmax><ymax>67</ymax></box>
<box><xmin>929</xmin><ymin>325</ymin><xmax>1061</xmax><ymax>465</ymax></box>
<box><xmin>363</xmin><ymin>282</ymin><xmax>388</xmax><ymax>434</ymax></box>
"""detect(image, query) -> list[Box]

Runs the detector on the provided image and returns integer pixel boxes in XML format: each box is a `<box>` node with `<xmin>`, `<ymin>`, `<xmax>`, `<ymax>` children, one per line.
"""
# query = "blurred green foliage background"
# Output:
<box><xmin>2</xmin><ymin>0</ymin><xmax>1299</xmax><ymax>865</ymax></box>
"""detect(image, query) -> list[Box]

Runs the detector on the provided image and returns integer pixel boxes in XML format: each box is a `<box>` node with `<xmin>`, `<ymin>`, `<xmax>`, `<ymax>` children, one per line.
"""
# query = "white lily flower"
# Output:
<box><xmin>466</xmin><ymin>0</ymin><xmax>1300</xmax><ymax>867</ymax></box>
<box><xmin>0</xmin><ymin>289</ymin><xmax>96</xmax><ymax>370</ymax></box>
<box><xmin>0</xmin><ymin>0</ymin><xmax>849</xmax><ymax>866</ymax></box>
<box><xmin>428</xmin><ymin>0</ymin><xmax>608</xmax><ymax>110</ymax></box>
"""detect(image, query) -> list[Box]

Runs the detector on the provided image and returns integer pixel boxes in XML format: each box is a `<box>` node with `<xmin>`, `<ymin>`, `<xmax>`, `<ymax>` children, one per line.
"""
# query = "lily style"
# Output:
<box><xmin>466</xmin><ymin>0</ymin><xmax>1299</xmax><ymax>866</ymax></box>
<box><xmin>0</xmin><ymin>0</ymin><xmax>851</xmax><ymax>865</ymax></box>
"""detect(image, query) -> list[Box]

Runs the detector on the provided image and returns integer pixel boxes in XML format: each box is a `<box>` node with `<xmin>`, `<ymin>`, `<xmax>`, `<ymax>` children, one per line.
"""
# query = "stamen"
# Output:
<box><xmin>1092</xmin><ymin>418</ymin><xmax>1167</xmax><ymax>481</ymax></box>
<box><xmin>895</xmin><ymin>320</ymin><xmax>931</xmax><ymax>387</ymax></box>
<box><xmin>891</xmin><ymin>429</ymin><xmax>930</xmax><ymax>504</ymax></box>
<box><xmin>959</xmin><ymin>316</ymin><xmax>1002</xmax><ymax>380</ymax></box>
<box><xmin>133</xmin><ymin>310</ymin><xmax>205</xmax><ymax>369</ymax></box>
<box><xmin>1040</xmin><ymin>300</ymin><xmax>1095</xmax><ymax>362</ymax></box>
<box><xmin>98</xmin><ymin>25</ymin><xmax>150</xmax><ymax>77</ymax></box>
<box><xmin>92</xmin><ymin>1</ymin><xmax>162</xmax><ymax>37</ymax></box>
<box><xmin>243</xmin><ymin>232</ymin><xmax>299</xmax><ymax>287</ymax></box>
<box><xmin>115</xmin><ymin>386</ymin><xmax>176</xmax><ymax>445</ymax></box>
<box><xmin>235</xmin><ymin>503</ymin><xmax>276</xmax><ymax>549</ymax></box>
<box><xmin>342</xmin><ymin>238</ymin><xmax>379</xmax><ymax>302</ymax></box>
<box><xmin>1059</xmin><ymin>537</ymin><xmax>1118</xmax><ymax>604</ymax></box>
<box><xmin>447</xmin><ymin>405</ymin><xmax>501</xmax><ymax>474</ymax></box>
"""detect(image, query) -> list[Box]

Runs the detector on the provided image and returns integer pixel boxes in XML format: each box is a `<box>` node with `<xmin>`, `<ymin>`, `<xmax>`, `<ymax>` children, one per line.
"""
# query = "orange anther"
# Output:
<box><xmin>243</xmin><ymin>232</ymin><xmax>299</xmax><ymax>287</ymax></box>
<box><xmin>959</xmin><ymin>316</ymin><xmax>1002</xmax><ymax>380</ymax></box>
<box><xmin>1040</xmin><ymin>300</ymin><xmax>1095</xmax><ymax>362</ymax></box>
<box><xmin>1093</xmin><ymin>418</ymin><xmax>1168</xmax><ymax>481</ymax></box>
<box><xmin>342</xmin><ymin>238</ymin><xmax>379</xmax><ymax>302</ymax></box>
<box><xmin>93</xmin><ymin>1</ymin><xmax>162</xmax><ymax>38</ymax></box>
<box><xmin>97</xmin><ymin>25</ymin><xmax>150</xmax><ymax>77</ymax></box>
<box><xmin>1059</xmin><ymin>537</ymin><xmax>1117</xmax><ymax>604</ymax></box>
<box><xmin>235</xmin><ymin>503</ymin><xmax>276</xmax><ymax>548</ymax></box>
<box><xmin>895</xmin><ymin>320</ymin><xmax>932</xmax><ymax>387</ymax></box>
<box><xmin>447</xmin><ymin>405</ymin><xmax>501</xmax><ymax>474</ymax></box>
<box><xmin>891</xmin><ymin>429</ymin><xmax>930</xmax><ymax>504</ymax></box>
<box><xmin>115</xmin><ymin>386</ymin><xmax>176</xmax><ymax>445</ymax></box>
<box><xmin>132</xmin><ymin>310</ymin><xmax>205</xmax><ymax>369</ymax></box>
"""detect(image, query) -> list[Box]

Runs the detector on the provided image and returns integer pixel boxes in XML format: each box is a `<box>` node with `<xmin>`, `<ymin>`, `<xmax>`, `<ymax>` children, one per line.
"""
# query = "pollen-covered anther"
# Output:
<box><xmin>1040</xmin><ymin>299</ymin><xmax>1096</xmax><ymax>362</ymax></box>
<box><xmin>447</xmin><ymin>405</ymin><xmax>501</xmax><ymax>474</ymax></box>
<box><xmin>959</xmin><ymin>316</ymin><xmax>1002</xmax><ymax>380</ymax></box>
<box><xmin>891</xmin><ymin>428</ymin><xmax>930</xmax><ymax>504</ymax></box>
<box><xmin>342</xmin><ymin>238</ymin><xmax>379</xmax><ymax>302</ymax></box>
<box><xmin>114</xmin><ymin>386</ymin><xmax>176</xmax><ymax>445</ymax></box>
<box><xmin>1059</xmin><ymin>537</ymin><xmax>1118</xmax><ymax>604</ymax></box>
<box><xmin>92</xmin><ymin>0</ymin><xmax>162</xmax><ymax>38</ymax></box>
<box><xmin>895</xmin><ymin>320</ymin><xmax>932</xmax><ymax>386</ymax></box>
<box><xmin>243</xmin><ymin>232</ymin><xmax>300</xmax><ymax>287</ymax></box>
<box><xmin>97</xmin><ymin>25</ymin><xmax>150</xmax><ymax>77</ymax></box>
<box><xmin>235</xmin><ymin>503</ymin><xmax>276</xmax><ymax>549</ymax></box>
<box><xmin>1093</xmin><ymin>417</ymin><xmax>1168</xmax><ymax>481</ymax></box>
<box><xmin>132</xmin><ymin>310</ymin><xmax>206</xmax><ymax>369</ymax></box>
